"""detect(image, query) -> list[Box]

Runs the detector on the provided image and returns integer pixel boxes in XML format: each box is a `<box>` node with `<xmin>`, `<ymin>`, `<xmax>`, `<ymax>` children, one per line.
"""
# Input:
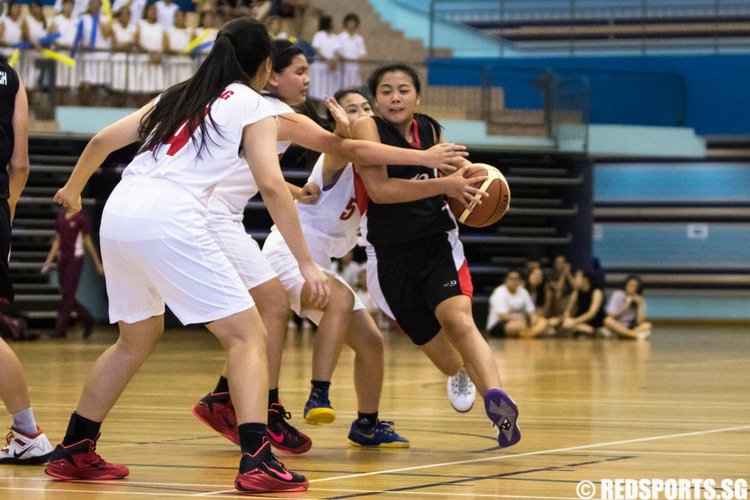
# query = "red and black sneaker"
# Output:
<box><xmin>45</xmin><ymin>437</ymin><xmax>129</xmax><ymax>480</ymax></box>
<box><xmin>234</xmin><ymin>439</ymin><xmax>308</xmax><ymax>493</ymax></box>
<box><xmin>191</xmin><ymin>392</ymin><xmax>240</xmax><ymax>445</ymax></box>
<box><xmin>267</xmin><ymin>402</ymin><xmax>312</xmax><ymax>454</ymax></box>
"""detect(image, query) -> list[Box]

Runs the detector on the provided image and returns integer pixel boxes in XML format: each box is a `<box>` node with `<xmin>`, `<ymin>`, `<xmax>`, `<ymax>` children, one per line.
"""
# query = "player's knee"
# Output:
<box><xmin>439</xmin><ymin>310</ymin><xmax>476</xmax><ymax>338</ymax></box>
<box><xmin>328</xmin><ymin>281</ymin><xmax>355</xmax><ymax>313</ymax></box>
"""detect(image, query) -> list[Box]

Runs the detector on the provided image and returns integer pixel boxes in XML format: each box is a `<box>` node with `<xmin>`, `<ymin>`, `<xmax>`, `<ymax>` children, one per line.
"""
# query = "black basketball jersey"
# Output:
<box><xmin>0</xmin><ymin>57</ymin><xmax>19</xmax><ymax>201</ymax></box>
<box><xmin>362</xmin><ymin>114</ymin><xmax>456</xmax><ymax>248</ymax></box>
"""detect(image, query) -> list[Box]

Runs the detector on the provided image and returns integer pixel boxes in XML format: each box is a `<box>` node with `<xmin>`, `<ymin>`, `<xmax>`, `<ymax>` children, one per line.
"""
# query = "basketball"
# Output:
<box><xmin>448</xmin><ymin>163</ymin><xmax>511</xmax><ymax>227</ymax></box>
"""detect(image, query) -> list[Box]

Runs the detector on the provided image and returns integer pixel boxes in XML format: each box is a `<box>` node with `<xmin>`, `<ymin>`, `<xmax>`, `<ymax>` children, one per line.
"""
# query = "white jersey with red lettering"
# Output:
<box><xmin>99</xmin><ymin>83</ymin><xmax>274</xmax><ymax>324</ymax></box>
<box><xmin>262</xmin><ymin>153</ymin><xmax>365</xmax><ymax>322</ymax></box>
<box><xmin>105</xmin><ymin>83</ymin><xmax>274</xmax><ymax>240</ymax></box>
<box><xmin>266</xmin><ymin>153</ymin><xmax>359</xmax><ymax>267</ymax></box>
<box><xmin>206</xmin><ymin>95</ymin><xmax>294</xmax><ymax>222</ymax></box>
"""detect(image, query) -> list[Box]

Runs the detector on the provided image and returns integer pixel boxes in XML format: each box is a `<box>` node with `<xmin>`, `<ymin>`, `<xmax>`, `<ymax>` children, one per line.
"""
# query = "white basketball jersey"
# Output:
<box><xmin>121</xmin><ymin>83</ymin><xmax>275</xmax><ymax>209</ymax></box>
<box><xmin>207</xmin><ymin>95</ymin><xmax>294</xmax><ymax>221</ymax></box>
<box><xmin>271</xmin><ymin>153</ymin><xmax>360</xmax><ymax>267</ymax></box>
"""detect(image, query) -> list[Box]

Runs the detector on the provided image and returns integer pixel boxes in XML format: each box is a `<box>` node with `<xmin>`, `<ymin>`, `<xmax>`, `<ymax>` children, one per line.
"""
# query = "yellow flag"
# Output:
<box><xmin>101</xmin><ymin>0</ymin><xmax>112</xmax><ymax>20</ymax></box>
<box><xmin>8</xmin><ymin>49</ymin><xmax>20</xmax><ymax>68</ymax></box>
<box><xmin>43</xmin><ymin>49</ymin><xmax>76</xmax><ymax>67</ymax></box>
<box><xmin>183</xmin><ymin>29</ymin><xmax>211</xmax><ymax>54</ymax></box>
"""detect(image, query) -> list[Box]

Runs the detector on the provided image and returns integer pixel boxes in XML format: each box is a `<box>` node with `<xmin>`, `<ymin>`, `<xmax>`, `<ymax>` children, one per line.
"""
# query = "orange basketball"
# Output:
<box><xmin>448</xmin><ymin>163</ymin><xmax>510</xmax><ymax>227</ymax></box>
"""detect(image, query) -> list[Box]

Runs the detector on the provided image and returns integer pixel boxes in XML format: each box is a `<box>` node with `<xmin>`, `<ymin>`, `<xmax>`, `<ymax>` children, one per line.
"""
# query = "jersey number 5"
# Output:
<box><xmin>340</xmin><ymin>197</ymin><xmax>357</xmax><ymax>221</ymax></box>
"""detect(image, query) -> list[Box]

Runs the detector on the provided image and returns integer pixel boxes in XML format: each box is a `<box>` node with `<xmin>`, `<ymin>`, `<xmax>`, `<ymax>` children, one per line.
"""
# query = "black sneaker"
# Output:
<box><xmin>234</xmin><ymin>439</ymin><xmax>308</xmax><ymax>493</ymax></box>
<box><xmin>191</xmin><ymin>392</ymin><xmax>239</xmax><ymax>445</ymax></box>
<box><xmin>266</xmin><ymin>402</ymin><xmax>312</xmax><ymax>454</ymax></box>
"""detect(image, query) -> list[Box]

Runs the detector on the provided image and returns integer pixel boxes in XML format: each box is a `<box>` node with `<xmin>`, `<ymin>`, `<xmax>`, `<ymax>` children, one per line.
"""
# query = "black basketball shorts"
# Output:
<box><xmin>373</xmin><ymin>231</ymin><xmax>473</xmax><ymax>345</ymax></box>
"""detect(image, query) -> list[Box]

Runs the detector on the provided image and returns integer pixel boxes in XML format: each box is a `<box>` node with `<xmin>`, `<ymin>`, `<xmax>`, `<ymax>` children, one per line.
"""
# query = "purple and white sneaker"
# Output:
<box><xmin>484</xmin><ymin>388</ymin><xmax>521</xmax><ymax>448</ymax></box>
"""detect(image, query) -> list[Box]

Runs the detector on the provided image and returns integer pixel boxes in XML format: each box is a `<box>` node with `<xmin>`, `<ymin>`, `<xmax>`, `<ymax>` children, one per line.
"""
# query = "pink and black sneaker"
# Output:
<box><xmin>234</xmin><ymin>439</ymin><xmax>308</xmax><ymax>493</ymax></box>
<box><xmin>191</xmin><ymin>391</ymin><xmax>239</xmax><ymax>445</ymax></box>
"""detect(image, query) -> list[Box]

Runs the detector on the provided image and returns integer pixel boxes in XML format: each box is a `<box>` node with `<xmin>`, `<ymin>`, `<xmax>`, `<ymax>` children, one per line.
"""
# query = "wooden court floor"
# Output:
<box><xmin>1</xmin><ymin>323</ymin><xmax>749</xmax><ymax>499</ymax></box>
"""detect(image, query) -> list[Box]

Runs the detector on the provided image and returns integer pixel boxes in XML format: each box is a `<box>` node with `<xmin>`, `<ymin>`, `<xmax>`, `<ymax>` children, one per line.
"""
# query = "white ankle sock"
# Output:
<box><xmin>11</xmin><ymin>407</ymin><xmax>38</xmax><ymax>435</ymax></box>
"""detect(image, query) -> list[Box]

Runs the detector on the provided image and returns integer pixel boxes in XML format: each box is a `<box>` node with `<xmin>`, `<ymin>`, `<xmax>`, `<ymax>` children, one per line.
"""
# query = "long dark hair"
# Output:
<box><xmin>139</xmin><ymin>18</ymin><xmax>271</xmax><ymax>157</ymax></box>
<box><xmin>269</xmin><ymin>39</ymin><xmax>323</xmax><ymax>127</ymax></box>
<box><xmin>624</xmin><ymin>275</ymin><xmax>644</xmax><ymax>295</ymax></box>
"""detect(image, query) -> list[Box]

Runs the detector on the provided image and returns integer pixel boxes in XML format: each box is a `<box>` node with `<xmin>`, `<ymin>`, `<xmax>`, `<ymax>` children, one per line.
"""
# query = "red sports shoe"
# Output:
<box><xmin>234</xmin><ymin>439</ymin><xmax>308</xmax><ymax>493</ymax></box>
<box><xmin>191</xmin><ymin>391</ymin><xmax>240</xmax><ymax>445</ymax></box>
<box><xmin>267</xmin><ymin>402</ymin><xmax>312</xmax><ymax>454</ymax></box>
<box><xmin>45</xmin><ymin>437</ymin><xmax>129</xmax><ymax>480</ymax></box>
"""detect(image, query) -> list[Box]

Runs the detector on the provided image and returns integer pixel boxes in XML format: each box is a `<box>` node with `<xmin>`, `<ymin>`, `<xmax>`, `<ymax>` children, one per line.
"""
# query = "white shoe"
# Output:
<box><xmin>447</xmin><ymin>367</ymin><xmax>476</xmax><ymax>413</ymax></box>
<box><xmin>0</xmin><ymin>426</ymin><xmax>54</xmax><ymax>465</ymax></box>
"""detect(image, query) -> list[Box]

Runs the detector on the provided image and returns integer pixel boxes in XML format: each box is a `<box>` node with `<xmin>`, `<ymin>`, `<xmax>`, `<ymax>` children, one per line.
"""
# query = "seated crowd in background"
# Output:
<box><xmin>487</xmin><ymin>255</ymin><xmax>652</xmax><ymax>340</ymax></box>
<box><xmin>0</xmin><ymin>0</ymin><xmax>366</xmax><ymax>110</ymax></box>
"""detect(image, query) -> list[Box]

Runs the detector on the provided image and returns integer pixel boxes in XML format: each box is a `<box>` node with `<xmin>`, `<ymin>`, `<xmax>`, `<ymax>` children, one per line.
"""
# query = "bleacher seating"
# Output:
<box><xmin>593</xmin><ymin>137</ymin><xmax>750</xmax><ymax>296</ymax></box>
<box><xmin>428</xmin><ymin>0</ymin><xmax>750</xmax><ymax>52</ymax></box>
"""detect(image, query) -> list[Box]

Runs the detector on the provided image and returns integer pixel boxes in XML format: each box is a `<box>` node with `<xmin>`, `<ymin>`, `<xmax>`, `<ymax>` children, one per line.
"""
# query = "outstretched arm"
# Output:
<box><xmin>54</xmin><ymin>100</ymin><xmax>154</xmax><ymax>213</ymax></box>
<box><xmin>351</xmin><ymin>117</ymin><xmax>487</xmax><ymax>207</ymax></box>
<box><xmin>277</xmin><ymin>112</ymin><xmax>467</xmax><ymax>172</ymax></box>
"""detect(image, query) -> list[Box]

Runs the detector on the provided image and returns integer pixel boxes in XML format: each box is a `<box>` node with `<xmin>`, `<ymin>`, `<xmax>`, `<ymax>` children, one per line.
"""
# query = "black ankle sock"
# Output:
<box><xmin>268</xmin><ymin>388</ymin><xmax>279</xmax><ymax>408</ymax></box>
<box><xmin>310</xmin><ymin>380</ymin><xmax>330</xmax><ymax>396</ymax></box>
<box><xmin>62</xmin><ymin>412</ymin><xmax>102</xmax><ymax>446</ymax></box>
<box><xmin>356</xmin><ymin>411</ymin><xmax>378</xmax><ymax>429</ymax></box>
<box><xmin>238</xmin><ymin>422</ymin><xmax>267</xmax><ymax>455</ymax></box>
<box><xmin>213</xmin><ymin>376</ymin><xmax>229</xmax><ymax>394</ymax></box>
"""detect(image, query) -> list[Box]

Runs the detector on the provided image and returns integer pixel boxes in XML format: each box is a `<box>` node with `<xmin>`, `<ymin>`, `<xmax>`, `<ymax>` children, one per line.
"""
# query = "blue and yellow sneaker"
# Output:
<box><xmin>347</xmin><ymin>420</ymin><xmax>409</xmax><ymax>448</ymax></box>
<box><xmin>303</xmin><ymin>389</ymin><xmax>335</xmax><ymax>426</ymax></box>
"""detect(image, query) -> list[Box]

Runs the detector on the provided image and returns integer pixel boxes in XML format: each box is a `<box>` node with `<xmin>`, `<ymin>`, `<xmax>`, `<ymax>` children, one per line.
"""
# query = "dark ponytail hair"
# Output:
<box><xmin>139</xmin><ymin>18</ymin><xmax>271</xmax><ymax>157</ymax></box>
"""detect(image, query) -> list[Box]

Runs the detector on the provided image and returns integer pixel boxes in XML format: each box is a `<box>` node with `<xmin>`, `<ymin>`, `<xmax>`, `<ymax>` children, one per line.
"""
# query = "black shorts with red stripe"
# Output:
<box><xmin>373</xmin><ymin>231</ymin><xmax>472</xmax><ymax>345</ymax></box>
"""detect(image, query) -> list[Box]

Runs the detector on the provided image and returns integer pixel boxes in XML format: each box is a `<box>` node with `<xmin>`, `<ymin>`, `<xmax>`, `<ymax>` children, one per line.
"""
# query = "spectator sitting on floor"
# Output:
<box><xmin>548</xmin><ymin>254</ymin><xmax>574</xmax><ymax>317</ymax></box>
<box><xmin>525</xmin><ymin>266</ymin><xmax>553</xmax><ymax>319</ymax></box>
<box><xmin>486</xmin><ymin>270</ymin><xmax>549</xmax><ymax>338</ymax></box>
<box><xmin>603</xmin><ymin>275</ymin><xmax>652</xmax><ymax>340</ymax></box>
<box><xmin>550</xmin><ymin>270</ymin><xmax>606</xmax><ymax>337</ymax></box>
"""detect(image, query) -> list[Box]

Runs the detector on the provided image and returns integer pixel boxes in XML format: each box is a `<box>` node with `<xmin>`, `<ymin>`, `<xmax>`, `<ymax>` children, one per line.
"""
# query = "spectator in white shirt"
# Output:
<box><xmin>337</xmin><ymin>13</ymin><xmax>365</xmax><ymax>88</ymax></box>
<box><xmin>486</xmin><ymin>270</ymin><xmax>549</xmax><ymax>338</ymax></box>
<box><xmin>155</xmin><ymin>0</ymin><xmax>179</xmax><ymax>28</ymax></box>
<box><xmin>54</xmin><ymin>0</ymin><xmax>88</xmax><ymax>19</ymax></box>
<box><xmin>603</xmin><ymin>275</ymin><xmax>652</xmax><ymax>339</ymax></box>
<box><xmin>111</xmin><ymin>0</ymin><xmax>146</xmax><ymax>27</ymax></box>
<box><xmin>309</xmin><ymin>14</ymin><xmax>340</xmax><ymax>101</ymax></box>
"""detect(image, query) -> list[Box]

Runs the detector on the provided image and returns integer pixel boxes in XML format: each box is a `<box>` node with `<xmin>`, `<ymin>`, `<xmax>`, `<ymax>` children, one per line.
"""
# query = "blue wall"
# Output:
<box><xmin>428</xmin><ymin>55</ymin><xmax>750</xmax><ymax>135</ymax></box>
<box><xmin>595</xmin><ymin>164</ymin><xmax>750</xmax><ymax>202</ymax></box>
<box><xmin>592</xmin><ymin>162</ymin><xmax>750</xmax><ymax>271</ymax></box>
